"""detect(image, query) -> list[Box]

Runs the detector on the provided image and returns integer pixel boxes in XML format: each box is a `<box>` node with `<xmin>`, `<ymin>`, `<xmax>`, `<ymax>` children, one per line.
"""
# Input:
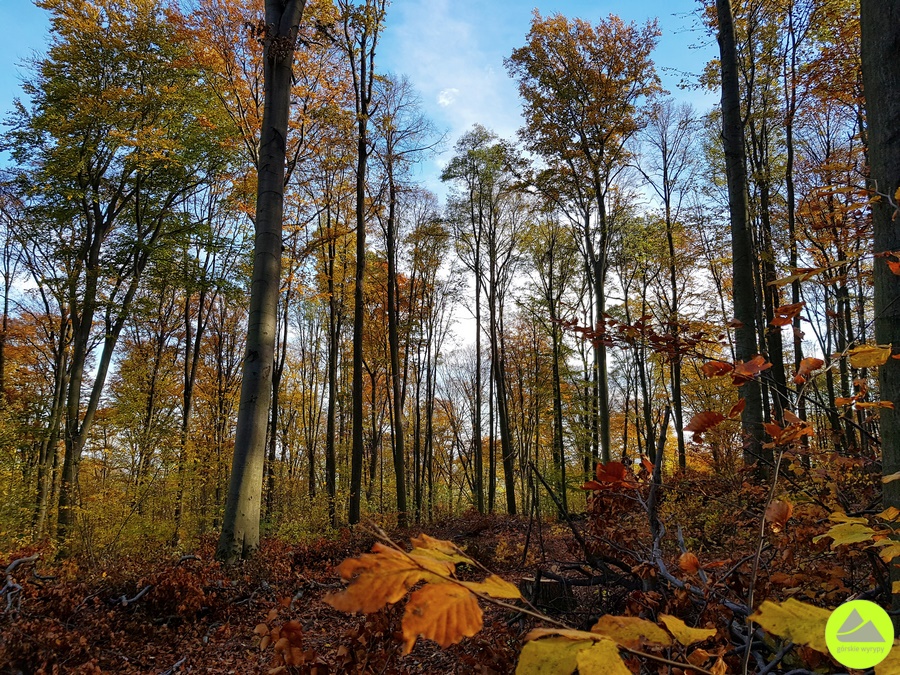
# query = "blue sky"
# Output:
<box><xmin>0</xmin><ymin>0</ymin><xmax>718</xmax><ymax>193</ymax></box>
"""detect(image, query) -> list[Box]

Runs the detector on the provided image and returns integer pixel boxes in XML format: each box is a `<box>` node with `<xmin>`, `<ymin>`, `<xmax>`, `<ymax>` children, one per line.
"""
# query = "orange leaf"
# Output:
<box><xmin>856</xmin><ymin>401</ymin><xmax>895</xmax><ymax>410</ymax></box>
<box><xmin>765</xmin><ymin>500</ymin><xmax>793</xmax><ymax>531</ymax></box>
<box><xmin>732</xmin><ymin>356</ymin><xmax>772</xmax><ymax>386</ymax></box>
<box><xmin>834</xmin><ymin>397</ymin><xmax>856</xmax><ymax>406</ymax></box>
<box><xmin>640</xmin><ymin>456</ymin><xmax>654</xmax><ymax>475</ymax></box>
<box><xmin>701</xmin><ymin>361</ymin><xmax>734</xmax><ymax>378</ymax></box>
<box><xmin>793</xmin><ymin>357</ymin><xmax>824</xmax><ymax>384</ymax></box>
<box><xmin>591</xmin><ymin>461</ymin><xmax>637</xmax><ymax>489</ymax></box>
<box><xmin>324</xmin><ymin>543</ymin><xmax>451</xmax><ymax>614</ymax></box>
<box><xmin>728</xmin><ymin>399</ymin><xmax>746</xmax><ymax>418</ymax></box>
<box><xmin>679</xmin><ymin>552</ymin><xmax>700</xmax><ymax>575</ymax></box>
<box><xmin>401</xmin><ymin>583</ymin><xmax>482</xmax><ymax>654</ymax></box>
<box><xmin>684</xmin><ymin>411</ymin><xmax>726</xmax><ymax>442</ymax></box>
<box><xmin>770</xmin><ymin>302</ymin><xmax>805</xmax><ymax>327</ymax></box>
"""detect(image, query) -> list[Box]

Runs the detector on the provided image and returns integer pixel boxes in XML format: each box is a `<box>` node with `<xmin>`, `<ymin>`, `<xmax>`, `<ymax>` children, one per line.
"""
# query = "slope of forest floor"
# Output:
<box><xmin>0</xmin><ymin>466</ymin><xmax>886</xmax><ymax>674</ymax></box>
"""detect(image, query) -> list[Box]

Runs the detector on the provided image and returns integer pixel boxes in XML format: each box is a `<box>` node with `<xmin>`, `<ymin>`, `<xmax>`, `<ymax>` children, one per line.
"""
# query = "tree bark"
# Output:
<box><xmin>217</xmin><ymin>0</ymin><xmax>306</xmax><ymax>563</ymax></box>
<box><xmin>716</xmin><ymin>0</ymin><xmax>765</xmax><ymax>467</ymax></box>
<box><xmin>860</xmin><ymin>0</ymin><xmax>900</xmax><ymax>607</ymax></box>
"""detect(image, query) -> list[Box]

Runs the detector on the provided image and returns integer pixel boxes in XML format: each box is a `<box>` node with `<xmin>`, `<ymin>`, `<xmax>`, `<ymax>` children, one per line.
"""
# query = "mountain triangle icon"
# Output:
<box><xmin>836</xmin><ymin>609</ymin><xmax>885</xmax><ymax>643</ymax></box>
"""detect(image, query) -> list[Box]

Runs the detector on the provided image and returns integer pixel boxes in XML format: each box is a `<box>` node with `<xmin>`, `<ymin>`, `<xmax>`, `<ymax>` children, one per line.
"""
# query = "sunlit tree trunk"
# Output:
<box><xmin>217</xmin><ymin>0</ymin><xmax>307</xmax><ymax>563</ymax></box>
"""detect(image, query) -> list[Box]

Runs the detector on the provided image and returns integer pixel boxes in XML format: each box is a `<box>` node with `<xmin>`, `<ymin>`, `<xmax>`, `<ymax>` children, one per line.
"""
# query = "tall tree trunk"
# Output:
<box><xmin>385</xmin><ymin>169</ymin><xmax>408</xmax><ymax>527</ymax></box>
<box><xmin>716</xmin><ymin>0</ymin><xmax>765</xmax><ymax>468</ymax></box>
<box><xmin>860</xmin><ymin>0</ymin><xmax>900</xmax><ymax>608</ymax></box>
<box><xmin>217</xmin><ymin>0</ymin><xmax>306</xmax><ymax>563</ymax></box>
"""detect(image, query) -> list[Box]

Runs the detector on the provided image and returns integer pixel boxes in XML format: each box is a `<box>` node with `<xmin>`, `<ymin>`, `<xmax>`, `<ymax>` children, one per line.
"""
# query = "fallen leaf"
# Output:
<box><xmin>884</xmin><ymin>471</ymin><xmax>900</xmax><ymax>484</ymax></box>
<box><xmin>679</xmin><ymin>552</ymin><xmax>701</xmax><ymax>575</ymax></box>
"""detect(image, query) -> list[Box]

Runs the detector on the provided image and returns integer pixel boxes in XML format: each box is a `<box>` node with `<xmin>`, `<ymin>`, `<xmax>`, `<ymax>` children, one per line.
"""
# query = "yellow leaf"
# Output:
<box><xmin>591</xmin><ymin>614</ymin><xmax>672</xmax><ymax>649</ymax></box>
<box><xmin>324</xmin><ymin>543</ymin><xmax>449</xmax><ymax>614</ymax></box>
<box><xmin>401</xmin><ymin>583</ymin><xmax>482</xmax><ymax>654</ymax></box>
<box><xmin>874</xmin><ymin>542</ymin><xmax>900</xmax><ymax>563</ymax></box>
<box><xmin>828</xmin><ymin>510</ymin><xmax>870</xmax><ymax>524</ymax></box>
<box><xmin>409</xmin><ymin>534</ymin><xmax>473</xmax><ymax>565</ymax></box>
<box><xmin>847</xmin><ymin>344</ymin><xmax>892</xmax><ymax>368</ymax></box>
<box><xmin>749</xmin><ymin>598</ymin><xmax>831</xmax><ymax>653</ymax></box>
<box><xmin>659</xmin><ymin>614</ymin><xmax>717</xmax><ymax>645</ymax></box>
<box><xmin>895</xmin><ymin>186</ymin><xmax>900</xmax><ymax>202</ymax></box>
<box><xmin>876</xmin><ymin>641</ymin><xmax>900</xmax><ymax>674</ymax></box>
<box><xmin>575</xmin><ymin>638</ymin><xmax>631</xmax><ymax>675</ymax></box>
<box><xmin>879</xmin><ymin>507</ymin><xmax>900</xmax><ymax>521</ymax></box>
<box><xmin>813</xmin><ymin>522</ymin><xmax>877</xmax><ymax>548</ymax></box>
<box><xmin>893</xmin><ymin>582</ymin><xmax>900</xmax><ymax>594</ymax></box>
<box><xmin>516</xmin><ymin>636</ymin><xmax>590</xmax><ymax>675</ymax></box>
<box><xmin>526</xmin><ymin>628</ymin><xmax>603</xmax><ymax>641</ymax></box>
<box><xmin>884</xmin><ymin>471</ymin><xmax>900</xmax><ymax>484</ymax></box>
<box><xmin>460</xmin><ymin>574</ymin><xmax>522</xmax><ymax>599</ymax></box>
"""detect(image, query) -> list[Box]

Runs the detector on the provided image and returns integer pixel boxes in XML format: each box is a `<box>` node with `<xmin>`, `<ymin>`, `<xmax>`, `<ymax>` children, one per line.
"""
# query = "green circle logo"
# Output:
<box><xmin>825</xmin><ymin>600</ymin><xmax>894</xmax><ymax>668</ymax></box>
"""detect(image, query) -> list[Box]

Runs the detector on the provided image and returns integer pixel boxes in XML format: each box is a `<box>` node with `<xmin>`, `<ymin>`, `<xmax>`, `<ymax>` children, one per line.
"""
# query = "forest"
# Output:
<box><xmin>1</xmin><ymin>0</ymin><xmax>900</xmax><ymax>673</ymax></box>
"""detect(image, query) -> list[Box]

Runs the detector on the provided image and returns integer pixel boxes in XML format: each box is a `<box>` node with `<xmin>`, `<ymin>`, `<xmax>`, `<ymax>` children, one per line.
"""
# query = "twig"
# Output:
<box><xmin>158</xmin><ymin>656</ymin><xmax>186</xmax><ymax>674</ymax></box>
<box><xmin>111</xmin><ymin>584</ymin><xmax>152</xmax><ymax>607</ymax></box>
<box><xmin>742</xmin><ymin>445</ymin><xmax>788</xmax><ymax>675</ymax></box>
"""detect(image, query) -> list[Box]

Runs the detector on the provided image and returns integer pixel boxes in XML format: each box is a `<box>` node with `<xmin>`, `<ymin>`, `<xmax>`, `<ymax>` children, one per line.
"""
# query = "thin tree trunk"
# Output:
<box><xmin>716</xmin><ymin>0</ymin><xmax>765</xmax><ymax>468</ymax></box>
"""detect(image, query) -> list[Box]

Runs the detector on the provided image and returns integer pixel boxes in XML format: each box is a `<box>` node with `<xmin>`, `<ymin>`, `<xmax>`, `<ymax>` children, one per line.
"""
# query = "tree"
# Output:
<box><xmin>217</xmin><ymin>0</ymin><xmax>308</xmax><ymax>563</ymax></box>
<box><xmin>335</xmin><ymin>0</ymin><xmax>387</xmax><ymax>526</ymax></box>
<box><xmin>6</xmin><ymin>0</ymin><xmax>230</xmax><ymax>549</ymax></box>
<box><xmin>506</xmin><ymin>12</ymin><xmax>660</xmax><ymax>464</ymax></box>
<box><xmin>714</xmin><ymin>0</ymin><xmax>765</xmax><ymax>467</ymax></box>
<box><xmin>859</xmin><ymin>0</ymin><xmax>900</xmax><ymax>604</ymax></box>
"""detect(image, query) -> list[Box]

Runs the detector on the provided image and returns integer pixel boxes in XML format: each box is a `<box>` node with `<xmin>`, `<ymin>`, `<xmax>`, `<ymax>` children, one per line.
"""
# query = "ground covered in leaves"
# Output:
<box><xmin>0</xmin><ymin>464</ymin><xmax>890</xmax><ymax>674</ymax></box>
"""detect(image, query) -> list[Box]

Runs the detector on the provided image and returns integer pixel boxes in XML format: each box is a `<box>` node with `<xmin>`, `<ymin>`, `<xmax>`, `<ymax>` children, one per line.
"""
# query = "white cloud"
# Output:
<box><xmin>437</xmin><ymin>88</ymin><xmax>459</xmax><ymax>107</ymax></box>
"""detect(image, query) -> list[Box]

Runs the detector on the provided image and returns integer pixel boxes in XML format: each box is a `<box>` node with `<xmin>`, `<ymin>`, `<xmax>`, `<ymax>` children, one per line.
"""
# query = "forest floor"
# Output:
<box><xmin>0</xmin><ymin>467</ymin><xmax>885</xmax><ymax>674</ymax></box>
<box><xmin>1</xmin><ymin>513</ymin><xmax>575</xmax><ymax>674</ymax></box>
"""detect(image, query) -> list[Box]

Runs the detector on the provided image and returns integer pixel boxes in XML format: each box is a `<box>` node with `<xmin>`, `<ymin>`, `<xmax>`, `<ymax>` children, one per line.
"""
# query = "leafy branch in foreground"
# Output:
<box><xmin>324</xmin><ymin>528</ymin><xmax>721</xmax><ymax>674</ymax></box>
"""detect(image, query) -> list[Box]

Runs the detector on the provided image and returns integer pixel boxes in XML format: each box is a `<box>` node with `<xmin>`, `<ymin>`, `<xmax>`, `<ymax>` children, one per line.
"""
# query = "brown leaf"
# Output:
<box><xmin>701</xmin><ymin>361</ymin><xmax>734</xmax><ymax>378</ymax></box>
<box><xmin>732</xmin><ymin>355</ymin><xmax>772</xmax><ymax>386</ymax></box>
<box><xmin>684</xmin><ymin>411</ymin><xmax>726</xmax><ymax>442</ymax></box>
<box><xmin>770</xmin><ymin>302</ymin><xmax>805</xmax><ymax>327</ymax></box>
<box><xmin>793</xmin><ymin>357</ymin><xmax>824</xmax><ymax>384</ymax></box>
<box><xmin>765</xmin><ymin>500</ymin><xmax>793</xmax><ymax>531</ymax></box>
<box><xmin>401</xmin><ymin>583</ymin><xmax>482</xmax><ymax>654</ymax></box>
<box><xmin>728</xmin><ymin>399</ymin><xmax>746</xmax><ymax>418</ymax></box>
<box><xmin>679</xmin><ymin>552</ymin><xmax>700</xmax><ymax>575</ymax></box>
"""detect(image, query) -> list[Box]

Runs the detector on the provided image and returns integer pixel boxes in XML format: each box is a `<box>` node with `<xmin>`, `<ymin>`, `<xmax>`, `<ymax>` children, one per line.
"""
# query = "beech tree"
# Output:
<box><xmin>217</xmin><ymin>0</ymin><xmax>308</xmax><ymax>563</ymax></box>
<box><xmin>506</xmin><ymin>12</ymin><xmax>660</xmax><ymax>464</ymax></box>
<box><xmin>714</xmin><ymin>0</ymin><xmax>766</xmax><ymax>467</ymax></box>
<box><xmin>860</xmin><ymin>0</ymin><xmax>900</xmax><ymax>603</ymax></box>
